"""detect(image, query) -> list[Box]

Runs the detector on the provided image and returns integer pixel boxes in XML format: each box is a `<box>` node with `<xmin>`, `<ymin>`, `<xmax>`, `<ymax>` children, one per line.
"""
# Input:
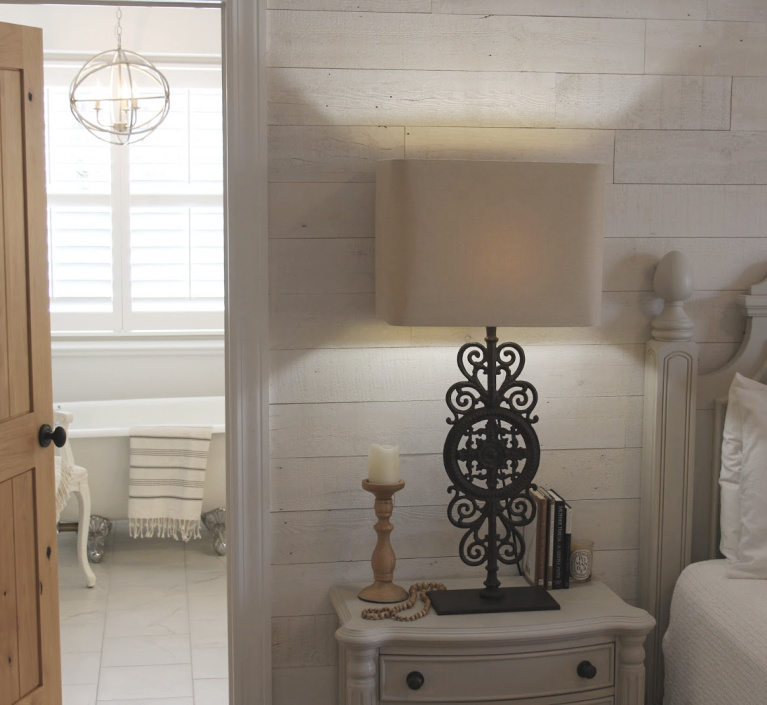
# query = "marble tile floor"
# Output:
<box><xmin>57</xmin><ymin>521</ymin><xmax>228</xmax><ymax>705</ymax></box>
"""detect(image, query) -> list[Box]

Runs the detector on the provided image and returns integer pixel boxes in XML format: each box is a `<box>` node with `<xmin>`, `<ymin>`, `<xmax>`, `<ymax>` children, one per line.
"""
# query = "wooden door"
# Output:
<box><xmin>0</xmin><ymin>21</ymin><xmax>61</xmax><ymax>705</ymax></box>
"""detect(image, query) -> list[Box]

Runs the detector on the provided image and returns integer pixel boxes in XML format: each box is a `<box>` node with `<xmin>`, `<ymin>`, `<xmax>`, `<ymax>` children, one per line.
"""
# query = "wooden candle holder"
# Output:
<box><xmin>358</xmin><ymin>479</ymin><xmax>408</xmax><ymax>603</ymax></box>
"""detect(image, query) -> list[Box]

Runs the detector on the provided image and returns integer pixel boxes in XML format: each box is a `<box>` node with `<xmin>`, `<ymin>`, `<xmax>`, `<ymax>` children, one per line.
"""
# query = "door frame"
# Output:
<box><xmin>221</xmin><ymin>2</ymin><xmax>271</xmax><ymax>704</ymax></box>
<box><xmin>1</xmin><ymin>1</ymin><xmax>271</xmax><ymax>703</ymax></box>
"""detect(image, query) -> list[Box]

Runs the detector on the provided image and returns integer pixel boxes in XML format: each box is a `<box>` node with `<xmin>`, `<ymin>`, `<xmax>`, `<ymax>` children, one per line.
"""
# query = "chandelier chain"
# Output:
<box><xmin>115</xmin><ymin>8</ymin><xmax>123</xmax><ymax>48</ymax></box>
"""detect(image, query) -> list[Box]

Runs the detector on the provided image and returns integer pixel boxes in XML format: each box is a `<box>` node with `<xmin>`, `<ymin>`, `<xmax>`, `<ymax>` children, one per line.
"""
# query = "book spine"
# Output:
<box><xmin>534</xmin><ymin>491</ymin><xmax>547</xmax><ymax>587</ymax></box>
<box><xmin>551</xmin><ymin>498</ymin><xmax>565</xmax><ymax>589</ymax></box>
<box><xmin>548</xmin><ymin>489</ymin><xmax>568</xmax><ymax>590</ymax></box>
<box><xmin>545</xmin><ymin>493</ymin><xmax>555</xmax><ymax>590</ymax></box>
<box><xmin>521</xmin><ymin>503</ymin><xmax>536</xmax><ymax>588</ymax></box>
<box><xmin>563</xmin><ymin>502</ymin><xmax>572</xmax><ymax>589</ymax></box>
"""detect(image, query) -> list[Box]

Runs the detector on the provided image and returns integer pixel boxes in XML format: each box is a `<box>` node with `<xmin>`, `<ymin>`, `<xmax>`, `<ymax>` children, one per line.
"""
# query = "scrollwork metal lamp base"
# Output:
<box><xmin>429</xmin><ymin>327</ymin><xmax>559</xmax><ymax>615</ymax></box>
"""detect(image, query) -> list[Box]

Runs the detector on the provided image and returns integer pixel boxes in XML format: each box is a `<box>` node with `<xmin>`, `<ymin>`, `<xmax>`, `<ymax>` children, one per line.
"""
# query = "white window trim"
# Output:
<box><xmin>50</xmin><ymin>331</ymin><xmax>224</xmax><ymax>358</ymax></box>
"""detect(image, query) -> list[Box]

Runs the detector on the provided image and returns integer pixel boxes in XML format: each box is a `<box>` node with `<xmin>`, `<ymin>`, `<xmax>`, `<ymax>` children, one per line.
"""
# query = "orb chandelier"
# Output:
<box><xmin>69</xmin><ymin>8</ymin><xmax>170</xmax><ymax>146</ymax></box>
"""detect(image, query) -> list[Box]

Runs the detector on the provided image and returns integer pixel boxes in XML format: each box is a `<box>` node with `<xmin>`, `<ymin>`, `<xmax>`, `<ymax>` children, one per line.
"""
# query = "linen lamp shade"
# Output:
<box><xmin>375</xmin><ymin>159</ymin><xmax>605</xmax><ymax>328</ymax></box>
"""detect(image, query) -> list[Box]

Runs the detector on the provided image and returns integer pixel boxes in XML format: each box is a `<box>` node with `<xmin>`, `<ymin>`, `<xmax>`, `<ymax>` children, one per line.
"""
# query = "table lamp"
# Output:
<box><xmin>375</xmin><ymin>159</ymin><xmax>604</xmax><ymax>614</ymax></box>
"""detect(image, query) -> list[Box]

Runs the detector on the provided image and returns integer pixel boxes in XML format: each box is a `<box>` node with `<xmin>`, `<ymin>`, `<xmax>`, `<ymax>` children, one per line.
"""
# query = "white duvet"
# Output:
<box><xmin>663</xmin><ymin>560</ymin><xmax>767</xmax><ymax>705</ymax></box>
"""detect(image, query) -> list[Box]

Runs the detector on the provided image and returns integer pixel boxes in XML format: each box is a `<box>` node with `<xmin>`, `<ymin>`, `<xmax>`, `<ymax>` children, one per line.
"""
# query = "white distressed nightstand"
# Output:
<box><xmin>331</xmin><ymin>577</ymin><xmax>655</xmax><ymax>705</ymax></box>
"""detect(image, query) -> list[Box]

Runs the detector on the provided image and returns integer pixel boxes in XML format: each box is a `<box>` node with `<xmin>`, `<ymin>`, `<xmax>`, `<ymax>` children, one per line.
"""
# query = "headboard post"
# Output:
<box><xmin>640</xmin><ymin>251</ymin><xmax>698</xmax><ymax>705</ymax></box>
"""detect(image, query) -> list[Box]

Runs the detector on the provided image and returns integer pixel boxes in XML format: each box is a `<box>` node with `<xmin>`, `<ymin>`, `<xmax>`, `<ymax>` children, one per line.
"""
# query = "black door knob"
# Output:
<box><xmin>577</xmin><ymin>660</ymin><xmax>597</xmax><ymax>679</ymax></box>
<box><xmin>39</xmin><ymin>424</ymin><xmax>67</xmax><ymax>448</ymax></box>
<box><xmin>406</xmin><ymin>671</ymin><xmax>425</xmax><ymax>690</ymax></box>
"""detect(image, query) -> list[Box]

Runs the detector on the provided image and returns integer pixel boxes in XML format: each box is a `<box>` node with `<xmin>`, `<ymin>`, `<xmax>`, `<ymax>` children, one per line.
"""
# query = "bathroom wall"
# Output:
<box><xmin>0</xmin><ymin>4</ymin><xmax>225</xmax><ymax>403</ymax></box>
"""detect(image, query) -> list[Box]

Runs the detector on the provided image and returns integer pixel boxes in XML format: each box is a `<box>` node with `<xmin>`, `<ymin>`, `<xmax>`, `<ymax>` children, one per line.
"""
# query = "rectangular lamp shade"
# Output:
<box><xmin>375</xmin><ymin>160</ymin><xmax>605</xmax><ymax>328</ymax></box>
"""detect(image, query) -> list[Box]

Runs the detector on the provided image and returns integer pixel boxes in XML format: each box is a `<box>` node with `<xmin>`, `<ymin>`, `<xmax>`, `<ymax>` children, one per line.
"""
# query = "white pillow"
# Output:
<box><xmin>719</xmin><ymin>375</ymin><xmax>747</xmax><ymax>559</ymax></box>
<box><xmin>719</xmin><ymin>374</ymin><xmax>767</xmax><ymax>559</ymax></box>
<box><xmin>725</xmin><ymin>377</ymin><xmax>767</xmax><ymax>578</ymax></box>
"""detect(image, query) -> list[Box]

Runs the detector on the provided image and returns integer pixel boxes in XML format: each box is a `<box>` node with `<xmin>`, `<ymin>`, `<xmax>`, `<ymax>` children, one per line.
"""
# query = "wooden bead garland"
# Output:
<box><xmin>361</xmin><ymin>581</ymin><xmax>446</xmax><ymax>621</ymax></box>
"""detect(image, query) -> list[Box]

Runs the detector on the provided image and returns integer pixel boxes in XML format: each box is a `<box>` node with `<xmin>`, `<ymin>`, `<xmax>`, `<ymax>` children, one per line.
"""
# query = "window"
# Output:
<box><xmin>44</xmin><ymin>63</ymin><xmax>224</xmax><ymax>334</ymax></box>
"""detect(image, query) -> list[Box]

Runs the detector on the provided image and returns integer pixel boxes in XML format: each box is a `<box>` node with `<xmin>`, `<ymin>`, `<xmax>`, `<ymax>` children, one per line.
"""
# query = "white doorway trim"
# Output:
<box><xmin>222</xmin><ymin>1</ymin><xmax>271</xmax><ymax>704</ymax></box>
<box><xmin>2</xmin><ymin>0</ymin><xmax>271</xmax><ymax>702</ymax></box>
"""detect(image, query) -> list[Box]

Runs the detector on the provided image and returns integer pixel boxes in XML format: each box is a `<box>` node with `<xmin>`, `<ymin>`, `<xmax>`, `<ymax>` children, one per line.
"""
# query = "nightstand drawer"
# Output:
<box><xmin>380</xmin><ymin>643</ymin><xmax>614</xmax><ymax>702</ymax></box>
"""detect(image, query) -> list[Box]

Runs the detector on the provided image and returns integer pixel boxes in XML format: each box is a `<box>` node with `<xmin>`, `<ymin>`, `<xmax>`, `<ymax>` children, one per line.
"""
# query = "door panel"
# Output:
<box><xmin>0</xmin><ymin>21</ymin><xmax>61</xmax><ymax>705</ymax></box>
<box><xmin>0</xmin><ymin>69</ymin><xmax>8</xmax><ymax>420</ymax></box>
<box><xmin>0</xmin><ymin>68</ymin><xmax>31</xmax><ymax>417</ymax></box>
<box><xmin>0</xmin><ymin>478</ymin><xmax>21</xmax><ymax>703</ymax></box>
<box><xmin>0</xmin><ymin>471</ymin><xmax>42</xmax><ymax>701</ymax></box>
<box><xmin>14</xmin><ymin>471</ymin><xmax>42</xmax><ymax>696</ymax></box>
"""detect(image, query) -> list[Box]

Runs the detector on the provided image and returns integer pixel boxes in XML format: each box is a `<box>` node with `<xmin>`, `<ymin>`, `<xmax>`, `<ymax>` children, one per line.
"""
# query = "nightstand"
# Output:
<box><xmin>330</xmin><ymin>577</ymin><xmax>655</xmax><ymax>705</ymax></box>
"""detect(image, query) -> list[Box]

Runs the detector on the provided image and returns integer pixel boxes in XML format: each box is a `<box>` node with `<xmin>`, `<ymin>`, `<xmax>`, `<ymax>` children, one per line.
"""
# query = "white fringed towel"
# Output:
<box><xmin>128</xmin><ymin>426</ymin><xmax>212</xmax><ymax>541</ymax></box>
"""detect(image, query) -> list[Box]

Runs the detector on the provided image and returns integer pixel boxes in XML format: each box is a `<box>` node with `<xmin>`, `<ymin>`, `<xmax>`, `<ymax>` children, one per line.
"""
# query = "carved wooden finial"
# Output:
<box><xmin>651</xmin><ymin>250</ymin><xmax>694</xmax><ymax>342</ymax></box>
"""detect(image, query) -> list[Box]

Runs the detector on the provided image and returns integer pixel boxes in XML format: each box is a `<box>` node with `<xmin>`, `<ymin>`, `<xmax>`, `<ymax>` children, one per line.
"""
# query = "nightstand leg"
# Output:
<box><xmin>616</xmin><ymin>633</ymin><xmax>647</xmax><ymax>705</ymax></box>
<box><xmin>344</xmin><ymin>645</ymin><xmax>378</xmax><ymax>705</ymax></box>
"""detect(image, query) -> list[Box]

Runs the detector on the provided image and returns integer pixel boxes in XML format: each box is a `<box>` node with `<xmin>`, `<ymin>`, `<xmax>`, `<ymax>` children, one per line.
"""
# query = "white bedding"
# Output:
<box><xmin>663</xmin><ymin>559</ymin><xmax>767</xmax><ymax>704</ymax></box>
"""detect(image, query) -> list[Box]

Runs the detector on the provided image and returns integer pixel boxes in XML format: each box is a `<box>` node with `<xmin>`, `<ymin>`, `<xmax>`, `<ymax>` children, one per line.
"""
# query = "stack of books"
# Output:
<box><xmin>521</xmin><ymin>486</ymin><xmax>572</xmax><ymax>590</ymax></box>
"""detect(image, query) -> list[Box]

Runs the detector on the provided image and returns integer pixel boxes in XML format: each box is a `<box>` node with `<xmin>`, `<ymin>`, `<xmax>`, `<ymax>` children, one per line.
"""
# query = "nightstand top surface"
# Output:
<box><xmin>331</xmin><ymin>577</ymin><xmax>655</xmax><ymax>647</ymax></box>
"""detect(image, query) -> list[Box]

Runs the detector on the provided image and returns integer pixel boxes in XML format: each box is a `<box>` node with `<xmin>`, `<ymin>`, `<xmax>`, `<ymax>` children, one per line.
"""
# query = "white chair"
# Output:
<box><xmin>54</xmin><ymin>410</ymin><xmax>96</xmax><ymax>588</ymax></box>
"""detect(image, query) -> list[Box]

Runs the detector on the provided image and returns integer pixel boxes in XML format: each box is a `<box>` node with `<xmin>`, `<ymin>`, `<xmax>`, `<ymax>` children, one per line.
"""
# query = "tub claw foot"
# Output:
<box><xmin>88</xmin><ymin>515</ymin><xmax>112</xmax><ymax>563</ymax></box>
<box><xmin>201</xmin><ymin>507</ymin><xmax>226</xmax><ymax>556</ymax></box>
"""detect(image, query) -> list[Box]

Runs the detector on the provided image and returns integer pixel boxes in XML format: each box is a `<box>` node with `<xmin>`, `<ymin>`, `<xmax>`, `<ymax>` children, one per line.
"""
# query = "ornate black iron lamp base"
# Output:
<box><xmin>439</xmin><ymin>326</ymin><xmax>555</xmax><ymax>615</ymax></box>
<box><xmin>428</xmin><ymin>585</ymin><xmax>559</xmax><ymax>615</ymax></box>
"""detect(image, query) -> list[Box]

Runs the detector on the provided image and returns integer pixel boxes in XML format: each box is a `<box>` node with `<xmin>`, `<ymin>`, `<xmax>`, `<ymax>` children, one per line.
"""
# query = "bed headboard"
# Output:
<box><xmin>640</xmin><ymin>252</ymin><xmax>767</xmax><ymax>705</ymax></box>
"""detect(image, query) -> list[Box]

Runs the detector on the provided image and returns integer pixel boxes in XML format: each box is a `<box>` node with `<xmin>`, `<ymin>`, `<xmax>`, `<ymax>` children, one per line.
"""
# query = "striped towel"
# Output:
<box><xmin>128</xmin><ymin>426</ymin><xmax>212</xmax><ymax>541</ymax></box>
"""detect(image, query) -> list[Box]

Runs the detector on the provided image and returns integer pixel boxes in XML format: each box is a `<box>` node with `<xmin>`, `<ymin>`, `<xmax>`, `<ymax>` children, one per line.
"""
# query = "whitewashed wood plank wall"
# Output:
<box><xmin>265</xmin><ymin>3</ymin><xmax>767</xmax><ymax>701</ymax></box>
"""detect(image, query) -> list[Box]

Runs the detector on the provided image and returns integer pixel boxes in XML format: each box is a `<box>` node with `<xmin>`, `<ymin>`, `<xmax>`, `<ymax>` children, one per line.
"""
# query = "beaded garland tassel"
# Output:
<box><xmin>362</xmin><ymin>582</ymin><xmax>447</xmax><ymax>621</ymax></box>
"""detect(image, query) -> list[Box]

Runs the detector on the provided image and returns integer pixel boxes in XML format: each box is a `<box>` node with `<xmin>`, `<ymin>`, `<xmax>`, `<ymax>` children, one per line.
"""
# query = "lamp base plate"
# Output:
<box><xmin>428</xmin><ymin>586</ymin><xmax>560</xmax><ymax>615</ymax></box>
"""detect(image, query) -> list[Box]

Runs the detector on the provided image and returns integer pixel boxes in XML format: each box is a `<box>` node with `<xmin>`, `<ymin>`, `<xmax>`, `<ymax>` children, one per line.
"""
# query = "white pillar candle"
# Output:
<box><xmin>368</xmin><ymin>444</ymin><xmax>400</xmax><ymax>484</ymax></box>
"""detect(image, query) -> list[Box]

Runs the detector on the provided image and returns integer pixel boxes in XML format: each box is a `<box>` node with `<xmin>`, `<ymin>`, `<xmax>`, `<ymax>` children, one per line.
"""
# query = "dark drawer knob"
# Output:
<box><xmin>577</xmin><ymin>660</ymin><xmax>597</xmax><ymax>679</ymax></box>
<box><xmin>406</xmin><ymin>671</ymin><xmax>425</xmax><ymax>690</ymax></box>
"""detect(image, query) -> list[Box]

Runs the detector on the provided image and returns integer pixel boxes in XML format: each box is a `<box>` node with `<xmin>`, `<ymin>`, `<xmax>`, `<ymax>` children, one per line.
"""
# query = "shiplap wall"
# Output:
<box><xmin>266</xmin><ymin>2</ymin><xmax>767</xmax><ymax>702</ymax></box>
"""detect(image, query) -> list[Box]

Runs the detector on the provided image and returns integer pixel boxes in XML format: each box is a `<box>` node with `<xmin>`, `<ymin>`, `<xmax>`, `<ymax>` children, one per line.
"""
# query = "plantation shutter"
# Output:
<box><xmin>46</xmin><ymin>85</ymin><xmax>118</xmax><ymax>330</ymax></box>
<box><xmin>126</xmin><ymin>84</ymin><xmax>224</xmax><ymax>329</ymax></box>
